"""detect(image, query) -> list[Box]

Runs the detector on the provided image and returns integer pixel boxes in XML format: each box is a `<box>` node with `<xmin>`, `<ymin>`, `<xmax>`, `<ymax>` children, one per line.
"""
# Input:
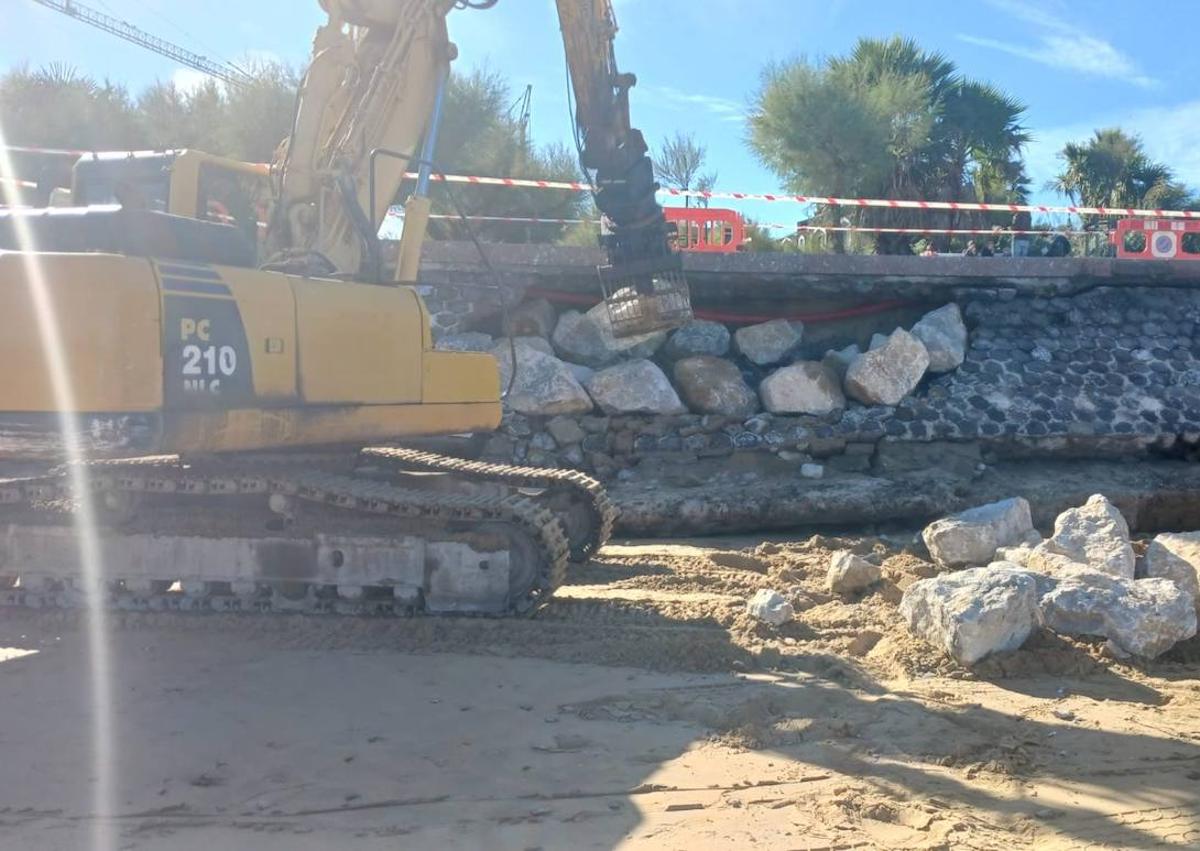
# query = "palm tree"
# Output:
<box><xmin>1054</xmin><ymin>129</ymin><xmax>1194</xmax><ymax>220</ymax></box>
<box><xmin>749</xmin><ymin>37</ymin><xmax>1030</xmax><ymax>254</ymax></box>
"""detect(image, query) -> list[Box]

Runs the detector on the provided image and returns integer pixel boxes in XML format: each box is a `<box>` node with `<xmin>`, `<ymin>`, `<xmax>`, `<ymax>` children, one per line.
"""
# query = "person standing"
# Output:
<box><xmin>1011</xmin><ymin>209</ymin><xmax>1032</xmax><ymax>257</ymax></box>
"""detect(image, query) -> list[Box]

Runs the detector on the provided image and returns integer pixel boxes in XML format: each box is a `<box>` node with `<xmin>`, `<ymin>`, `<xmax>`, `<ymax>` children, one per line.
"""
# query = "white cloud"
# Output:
<box><xmin>958</xmin><ymin>0</ymin><xmax>1156</xmax><ymax>88</ymax></box>
<box><xmin>641</xmin><ymin>85</ymin><xmax>745</xmax><ymax>124</ymax></box>
<box><xmin>171</xmin><ymin>68</ymin><xmax>214</xmax><ymax>95</ymax></box>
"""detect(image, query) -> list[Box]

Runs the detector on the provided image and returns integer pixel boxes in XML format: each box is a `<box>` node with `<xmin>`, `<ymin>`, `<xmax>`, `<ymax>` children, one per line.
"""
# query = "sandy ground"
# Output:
<box><xmin>1</xmin><ymin>534</ymin><xmax>1199</xmax><ymax>850</ymax></box>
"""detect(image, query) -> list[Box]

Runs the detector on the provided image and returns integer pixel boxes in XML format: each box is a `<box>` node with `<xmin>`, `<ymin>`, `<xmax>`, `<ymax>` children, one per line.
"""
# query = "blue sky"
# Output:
<box><xmin>4</xmin><ymin>0</ymin><xmax>1198</xmax><ymax>228</ymax></box>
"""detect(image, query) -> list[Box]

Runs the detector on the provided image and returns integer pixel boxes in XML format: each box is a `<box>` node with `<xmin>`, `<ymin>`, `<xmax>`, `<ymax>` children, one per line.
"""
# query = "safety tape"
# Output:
<box><xmin>2</xmin><ymin>143</ymin><xmax>1192</xmax><ymax>220</ymax></box>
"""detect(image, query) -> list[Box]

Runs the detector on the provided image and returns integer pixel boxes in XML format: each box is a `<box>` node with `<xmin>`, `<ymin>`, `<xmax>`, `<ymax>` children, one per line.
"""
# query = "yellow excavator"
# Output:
<box><xmin>0</xmin><ymin>0</ymin><xmax>690</xmax><ymax>615</ymax></box>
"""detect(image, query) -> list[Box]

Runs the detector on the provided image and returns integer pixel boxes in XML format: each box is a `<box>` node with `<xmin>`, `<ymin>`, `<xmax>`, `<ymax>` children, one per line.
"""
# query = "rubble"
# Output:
<box><xmin>921</xmin><ymin>497</ymin><xmax>1034</xmax><ymax>568</ymax></box>
<box><xmin>1038</xmin><ymin>569</ymin><xmax>1197</xmax><ymax>658</ymax></box>
<box><xmin>746</xmin><ymin>589</ymin><xmax>794</xmax><ymax>626</ymax></box>
<box><xmin>492</xmin><ymin>335</ymin><xmax>554</xmax><ymax>359</ymax></box>
<box><xmin>672</xmin><ymin>356</ymin><xmax>759</xmax><ymax>416</ymax></box>
<box><xmin>662</xmin><ymin>320</ymin><xmax>731</xmax><ymax>361</ymax></box>
<box><xmin>800</xmin><ymin>463</ymin><xmax>824</xmax><ymax>479</ymax></box>
<box><xmin>1143</xmin><ymin>532</ymin><xmax>1200</xmax><ymax>611</ymax></box>
<box><xmin>1041</xmin><ymin>494</ymin><xmax>1135</xmax><ymax>579</ymax></box>
<box><xmin>899</xmin><ymin>564</ymin><xmax>1040</xmax><ymax>666</ymax></box>
<box><xmin>584</xmin><ymin>359</ymin><xmax>686</xmax><ymax>415</ymax></box>
<box><xmin>827</xmin><ymin>551</ymin><xmax>882</xmax><ymax>595</ymax></box>
<box><xmin>758</xmin><ymin>362</ymin><xmax>845</xmax><ymax>415</ymax></box>
<box><xmin>732</xmin><ymin>319</ymin><xmax>803</xmax><ymax>366</ymax></box>
<box><xmin>910</xmin><ymin>303</ymin><xmax>968</xmax><ymax>372</ymax></box>
<box><xmin>551</xmin><ymin>304</ymin><xmax>668</xmax><ymax>367</ymax></box>
<box><xmin>843</xmin><ymin>328</ymin><xmax>930</xmax><ymax>406</ymax></box>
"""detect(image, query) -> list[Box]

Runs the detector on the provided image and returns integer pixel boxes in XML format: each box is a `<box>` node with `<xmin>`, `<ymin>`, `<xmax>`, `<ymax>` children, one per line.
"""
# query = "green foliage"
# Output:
<box><xmin>654</xmin><ymin>131</ymin><xmax>716</xmax><ymax>208</ymax></box>
<box><xmin>0</xmin><ymin>64</ymin><xmax>141</xmax><ymax>149</ymax></box>
<box><xmin>416</xmin><ymin>68</ymin><xmax>589</xmax><ymax>243</ymax></box>
<box><xmin>747</xmin><ymin>37</ymin><xmax>1030</xmax><ymax>253</ymax></box>
<box><xmin>1</xmin><ymin>62</ymin><xmax>583</xmax><ymax>243</ymax></box>
<box><xmin>1053</xmin><ymin>128</ymin><xmax>1196</xmax><ymax>223</ymax></box>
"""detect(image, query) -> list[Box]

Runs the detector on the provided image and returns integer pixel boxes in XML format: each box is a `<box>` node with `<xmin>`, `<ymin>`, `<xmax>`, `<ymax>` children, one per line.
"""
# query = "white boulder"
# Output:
<box><xmin>672</xmin><ymin>356</ymin><xmax>759</xmax><ymax>416</ymax></box>
<box><xmin>827</xmin><ymin>551</ymin><xmax>883</xmax><ymax>595</ymax></box>
<box><xmin>584</xmin><ymin>359</ymin><xmax>686</xmax><ymax>415</ymax></box>
<box><xmin>922</xmin><ymin>497</ymin><xmax>1034</xmax><ymax>568</ymax></box>
<box><xmin>1041</xmin><ymin>494</ymin><xmax>1135</xmax><ymax>579</ymax></box>
<box><xmin>910</xmin><ymin>303</ymin><xmax>968</xmax><ymax>372</ymax></box>
<box><xmin>733</xmin><ymin>319</ymin><xmax>803</xmax><ymax>366</ymax></box>
<box><xmin>844</xmin><ymin>328</ymin><xmax>930</xmax><ymax>406</ymax></box>
<box><xmin>662</xmin><ymin>320</ymin><xmax>731</xmax><ymax>360</ymax></box>
<box><xmin>1038</xmin><ymin>569</ymin><xmax>1197</xmax><ymax>658</ymax></box>
<box><xmin>759</xmin><ymin>362</ymin><xmax>845</xmax><ymax>415</ymax></box>
<box><xmin>746</xmin><ymin>589</ymin><xmax>794</xmax><ymax>626</ymax></box>
<box><xmin>1143</xmin><ymin>532</ymin><xmax>1200</xmax><ymax>612</ymax></box>
<box><xmin>492</xmin><ymin>340</ymin><xmax>594</xmax><ymax>416</ymax></box>
<box><xmin>899</xmin><ymin>564</ymin><xmax>1040</xmax><ymax>666</ymax></box>
<box><xmin>551</xmin><ymin>304</ymin><xmax>668</xmax><ymax>368</ymax></box>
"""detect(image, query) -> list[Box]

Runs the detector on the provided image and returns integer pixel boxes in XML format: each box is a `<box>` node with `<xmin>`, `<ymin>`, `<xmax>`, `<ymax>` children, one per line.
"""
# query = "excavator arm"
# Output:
<box><xmin>268</xmin><ymin>0</ymin><xmax>690</xmax><ymax>333</ymax></box>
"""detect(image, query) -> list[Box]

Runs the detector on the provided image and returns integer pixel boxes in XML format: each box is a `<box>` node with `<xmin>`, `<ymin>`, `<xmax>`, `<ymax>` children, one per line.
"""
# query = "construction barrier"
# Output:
<box><xmin>2</xmin><ymin>144</ymin><xmax>1196</xmax><ymax>222</ymax></box>
<box><xmin>663</xmin><ymin>207</ymin><xmax>745</xmax><ymax>253</ymax></box>
<box><xmin>1113</xmin><ymin>218</ymin><xmax>1200</xmax><ymax>261</ymax></box>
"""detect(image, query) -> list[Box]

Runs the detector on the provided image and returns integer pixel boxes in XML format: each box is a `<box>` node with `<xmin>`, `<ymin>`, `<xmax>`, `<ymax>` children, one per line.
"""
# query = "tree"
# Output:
<box><xmin>653</xmin><ymin>131</ymin><xmax>717</xmax><ymax>208</ymax></box>
<box><xmin>0</xmin><ymin>62</ymin><xmax>582</xmax><ymax>243</ymax></box>
<box><xmin>1053</xmin><ymin>128</ymin><xmax>1194</xmax><ymax>222</ymax></box>
<box><xmin>747</xmin><ymin>37</ymin><xmax>1029</xmax><ymax>253</ymax></box>
<box><xmin>421</xmin><ymin>68</ymin><xmax>587</xmax><ymax>243</ymax></box>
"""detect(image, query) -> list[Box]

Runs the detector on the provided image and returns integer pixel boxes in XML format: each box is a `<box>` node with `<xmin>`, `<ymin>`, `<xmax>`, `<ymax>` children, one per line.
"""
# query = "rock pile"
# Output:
<box><xmin>452</xmin><ymin>299</ymin><xmax>967</xmax><ymax>420</ymax></box>
<box><xmin>902</xmin><ymin>494</ymin><xmax>1199</xmax><ymax>663</ymax></box>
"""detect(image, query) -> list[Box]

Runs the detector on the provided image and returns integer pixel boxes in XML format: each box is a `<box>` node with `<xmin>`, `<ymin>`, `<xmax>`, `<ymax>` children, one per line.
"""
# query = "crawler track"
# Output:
<box><xmin>0</xmin><ymin>451</ymin><xmax>577</xmax><ymax>617</ymax></box>
<box><xmin>362</xmin><ymin>446</ymin><xmax>617</xmax><ymax>562</ymax></box>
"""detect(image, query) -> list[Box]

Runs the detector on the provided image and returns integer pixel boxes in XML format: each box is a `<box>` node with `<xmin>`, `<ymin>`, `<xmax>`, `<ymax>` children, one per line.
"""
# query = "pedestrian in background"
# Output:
<box><xmin>1011</xmin><ymin>209</ymin><xmax>1032</xmax><ymax>256</ymax></box>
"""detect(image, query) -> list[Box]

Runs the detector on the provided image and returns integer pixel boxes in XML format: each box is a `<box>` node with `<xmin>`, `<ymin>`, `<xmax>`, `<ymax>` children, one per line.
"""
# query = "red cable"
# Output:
<box><xmin>524</xmin><ymin>287</ymin><xmax>912</xmax><ymax>325</ymax></box>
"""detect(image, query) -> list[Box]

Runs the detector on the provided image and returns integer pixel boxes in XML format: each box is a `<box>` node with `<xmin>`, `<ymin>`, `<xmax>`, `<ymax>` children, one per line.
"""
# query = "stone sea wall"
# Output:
<box><xmin>434</xmin><ymin>284</ymin><xmax>1200</xmax><ymax>479</ymax></box>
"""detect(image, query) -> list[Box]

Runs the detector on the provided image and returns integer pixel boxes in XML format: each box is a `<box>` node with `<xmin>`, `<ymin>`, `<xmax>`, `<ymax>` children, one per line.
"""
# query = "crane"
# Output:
<box><xmin>28</xmin><ymin>0</ymin><xmax>250</xmax><ymax>88</ymax></box>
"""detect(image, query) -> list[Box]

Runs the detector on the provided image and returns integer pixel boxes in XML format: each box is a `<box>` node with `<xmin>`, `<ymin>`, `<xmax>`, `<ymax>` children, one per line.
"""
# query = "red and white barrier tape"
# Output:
<box><xmin>2</xmin><ymin>143</ymin><xmax>1192</xmax><ymax>221</ymax></box>
<box><xmin>793</xmin><ymin>225</ymin><xmax>1091</xmax><ymax>236</ymax></box>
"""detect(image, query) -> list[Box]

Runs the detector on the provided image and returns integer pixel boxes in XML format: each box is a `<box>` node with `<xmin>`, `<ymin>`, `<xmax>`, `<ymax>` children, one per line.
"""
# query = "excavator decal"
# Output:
<box><xmin>156</xmin><ymin>262</ymin><xmax>254</xmax><ymax>409</ymax></box>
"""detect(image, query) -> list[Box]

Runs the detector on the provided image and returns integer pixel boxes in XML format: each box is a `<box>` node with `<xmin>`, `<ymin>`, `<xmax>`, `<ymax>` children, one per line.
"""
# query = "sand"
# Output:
<box><xmin>0</xmin><ymin>533</ymin><xmax>1198</xmax><ymax>849</ymax></box>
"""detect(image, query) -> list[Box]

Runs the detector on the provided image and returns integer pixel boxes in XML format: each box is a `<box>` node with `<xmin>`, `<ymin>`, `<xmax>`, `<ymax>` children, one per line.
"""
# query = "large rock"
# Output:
<box><xmin>1038</xmin><ymin>569</ymin><xmax>1197</xmax><ymax>658</ymax></box>
<box><xmin>662</xmin><ymin>320</ymin><xmax>731</xmax><ymax>361</ymax></box>
<box><xmin>746</xmin><ymin>589</ymin><xmax>794</xmax><ymax>626</ymax></box>
<box><xmin>551</xmin><ymin>304</ymin><xmax>668</xmax><ymax>368</ymax></box>
<box><xmin>672</xmin><ymin>356</ymin><xmax>759</xmax><ymax>416</ymax></box>
<box><xmin>492</xmin><ymin>336</ymin><xmax>554</xmax><ymax>358</ymax></box>
<box><xmin>732</xmin><ymin>319</ymin><xmax>803</xmax><ymax>366</ymax></box>
<box><xmin>910</xmin><ymin>303</ymin><xmax>968</xmax><ymax>372</ymax></box>
<box><xmin>821</xmin><ymin>344</ymin><xmax>860</xmax><ymax>382</ymax></box>
<box><xmin>1041</xmin><ymin>494</ymin><xmax>1135</xmax><ymax>579</ymax></box>
<box><xmin>844</xmin><ymin>329</ymin><xmax>930</xmax><ymax>406</ymax></box>
<box><xmin>922</xmin><ymin>497</ymin><xmax>1034</xmax><ymax>568</ymax></box>
<box><xmin>435</xmin><ymin>331</ymin><xmax>494</xmax><ymax>352</ymax></box>
<box><xmin>1143</xmin><ymin>532</ymin><xmax>1200</xmax><ymax>611</ymax></box>
<box><xmin>491</xmin><ymin>339</ymin><xmax>594</xmax><ymax>416</ymax></box>
<box><xmin>585</xmin><ymin>359</ymin><xmax>686</xmax><ymax>415</ymax></box>
<box><xmin>504</xmin><ymin>298</ymin><xmax>558</xmax><ymax>339</ymax></box>
<box><xmin>899</xmin><ymin>564</ymin><xmax>1040</xmax><ymax>666</ymax></box>
<box><xmin>758</xmin><ymin>362</ymin><xmax>845</xmax><ymax>415</ymax></box>
<box><xmin>827</xmin><ymin>551</ymin><xmax>882</xmax><ymax>594</ymax></box>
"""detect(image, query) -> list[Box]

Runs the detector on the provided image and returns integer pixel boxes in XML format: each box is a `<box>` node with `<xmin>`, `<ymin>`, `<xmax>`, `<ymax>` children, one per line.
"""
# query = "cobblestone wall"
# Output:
<box><xmin>473</xmin><ymin>285</ymin><xmax>1200</xmax><ymax>479</ymax></box>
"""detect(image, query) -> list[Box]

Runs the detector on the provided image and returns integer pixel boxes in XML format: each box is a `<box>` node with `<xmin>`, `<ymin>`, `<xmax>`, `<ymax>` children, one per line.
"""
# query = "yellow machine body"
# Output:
<box><xmin>0</xmin><ymin>250</ymin><xmax>500</xmax><ymax>457</ymax></box>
